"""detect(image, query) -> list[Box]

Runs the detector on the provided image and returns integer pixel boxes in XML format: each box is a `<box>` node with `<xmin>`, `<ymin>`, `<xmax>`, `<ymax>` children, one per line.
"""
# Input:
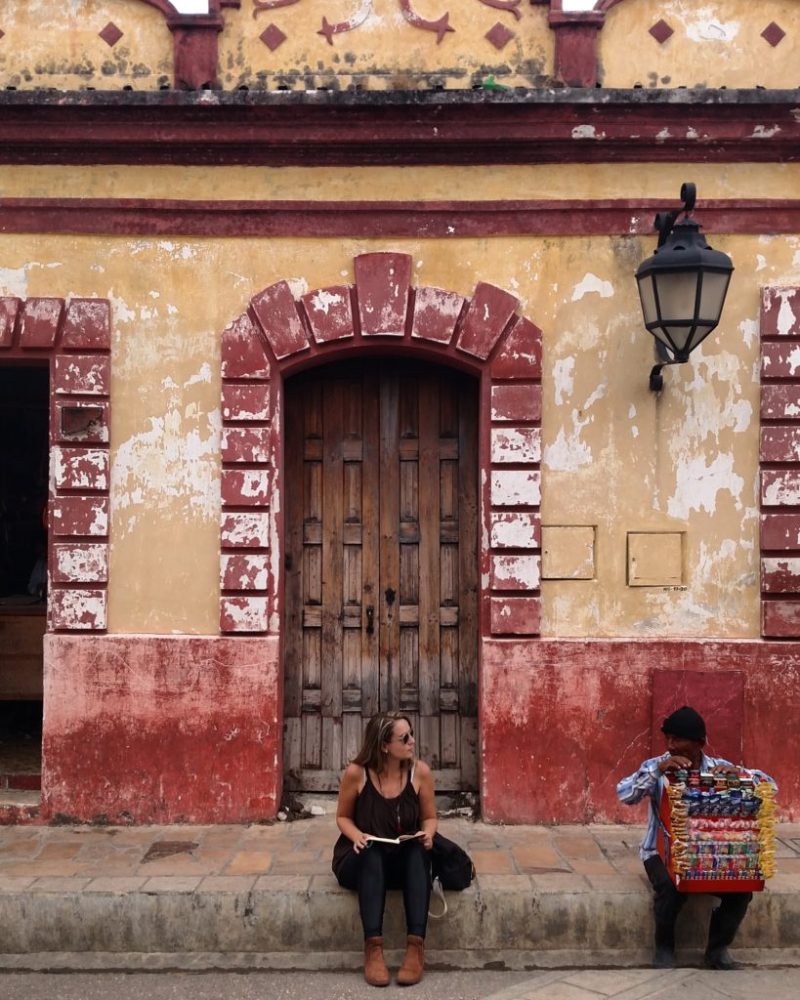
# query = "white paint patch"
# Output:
<box><xmin>628</xmin><ymin>404</ymin><xmax>637</xmax><ymax>419</ymax></box>
<box><xmin>286</xmin><ymin>277</ymin><xmax>309</xmax><ymax>300</ymax></box>
<box><xmin>543</xmin><ymin>420</ymin><xmax>592</xmax><ymax>473</ymax></box>
<box><xmin>571</xmin><ymin>125</ymin><xmax>604</xmax><ymax>140</ymax></box>
<box><xmin>778</xmin><ymin>295</ymin><xmax>798</xmax><ymax>337</ymax></box>
<box><xmin>582</xmin><ymin>382</ymin><xmax>607</xmax><ymax>411</ymax></box>
<box><xmin>571</xmin><ymin>273</ymin><xmax>614</xmax><ymax>302</ymax></box>
<box><xmin>111</xmin><ymin>368</ymin><xmax>222</xmax><ymax>538</ymax></box>
<box><xmin>0</xmin><ymin>266</ymin><xmax>29</xmax><ymax>297</ymax></box>
<box><xmin>552</xmin><ymin>357</ymin><xmax>575</xmax><ymax>406</ymax></box>
<box><xmin>667</xmin><ymin>452</ymin><xmax>744</xmax><ymax>520</ymax></box>
<box><xmin>656</xmin><ymin>129</ymin><xmax>672</xmax><ymax>141</ymax></box>
<box><xmin>751</xmin><ymin>125</ymin><xmax>781</xmax><ymax>139</ymax></box>
<box><xmin>309</xmin><ymin>289</ymin><xmax>343</xmax><ymax>315</ymax></box>
<box><xmin>739</xmin><ymin>319</ymin><xmax>758</xmax><ymax>356</ymax></box>
<box><xmin>684</xmin><ymin>14</ymin><xmax>740</xmax><ymax>43</ymax></box>
<box><xmin>185</xmin><ymin>363</ymin><xmax>212</xmax><ymax>387</ymax></box>
<box><xmin>108</xmin><ymin>293</ymin><xmax>136</xmax><ymax>324</ymax></box>
<box><xmin>755</xmin><ymin>255</ymin><xmax>767</xmax><ymax>272</ymax></box>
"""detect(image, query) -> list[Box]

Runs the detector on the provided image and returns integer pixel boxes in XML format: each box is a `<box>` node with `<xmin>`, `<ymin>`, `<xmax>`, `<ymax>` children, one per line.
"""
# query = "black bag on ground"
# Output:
<box><xmin>430</xmin><ymin>833</ymin><xmax>475</xmax><ymax>890</ymax></box>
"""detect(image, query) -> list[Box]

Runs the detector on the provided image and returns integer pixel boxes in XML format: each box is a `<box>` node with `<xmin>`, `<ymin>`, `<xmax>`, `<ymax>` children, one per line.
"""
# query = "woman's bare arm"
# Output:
<box><xmin>415</xmin><ymin>760</ymin><xmax>437</xmax><ymax>850</ymax></box>
<box><xmin>336</xmin><ymin>763</ymin><xmax>370</xmax><ymax>853</ymax></box>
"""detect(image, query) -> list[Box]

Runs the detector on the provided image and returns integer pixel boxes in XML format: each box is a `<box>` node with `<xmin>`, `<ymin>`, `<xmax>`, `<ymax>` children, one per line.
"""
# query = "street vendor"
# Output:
<box><xmin>617</xmin><ymin>705</ymin><xmax>776</xmax><ymax>970</ymax></box>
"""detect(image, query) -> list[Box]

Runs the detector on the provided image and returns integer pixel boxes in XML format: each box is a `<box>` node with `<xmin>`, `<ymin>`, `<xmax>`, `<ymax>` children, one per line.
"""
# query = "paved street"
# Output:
<box><xmin>0</xmin><ymin>969</ymin><xmax>798</xmax><ymax>1000</ymax></box>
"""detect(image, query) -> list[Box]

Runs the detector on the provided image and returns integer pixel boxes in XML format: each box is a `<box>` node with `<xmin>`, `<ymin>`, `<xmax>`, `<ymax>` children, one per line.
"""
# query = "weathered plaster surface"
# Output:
<box><xmin>218</xmin><ymin>0</ymin><xmax>554</xmax><ymax>92</ymax></box>
<box><xmin>0</xmin><ymin>0</ymin><xmax>172</xmax><ymax>91</ymax></box>
<box><xmin>2</xmin><ymin>229</ymin><xmax>800</xmax><ymax>640</ymax></box>
<box><xmin>42</xmin><ymin>634</ymin><xmax>281</xmax><ymax>823</ymax></box>
<box><xmin>602</xmin><ymin>0</ymin><xmax>799</xmax><ymax>89</ymax></box>
<box><xmin>4</xmin><ymin>162</ymin><xmax>800</xmax><ymax>203</ymax></box>
<box><xmin>538</xmin><ymin>234</ymin><xmax>800</xmax><ymax>640</ymax></box>
<box><xmin>480</xmin><ymin>638</ymin><xmax>800</xmax><ymax>824</ymax></box>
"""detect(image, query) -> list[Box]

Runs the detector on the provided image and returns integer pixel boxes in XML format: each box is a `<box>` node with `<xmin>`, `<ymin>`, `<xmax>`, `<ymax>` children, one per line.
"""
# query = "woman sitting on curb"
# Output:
<box><xmin>332</xmin><ymin>712</ymin><xmax>437</xmax><ymax>987</ymax></box>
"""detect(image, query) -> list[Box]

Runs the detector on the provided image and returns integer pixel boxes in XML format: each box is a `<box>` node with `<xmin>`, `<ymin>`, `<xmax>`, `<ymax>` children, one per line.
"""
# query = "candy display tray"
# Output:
<box><xmin>657</xmin><ymin>785</ymin><xmax>766</xmax><ymax>894</ymax></box>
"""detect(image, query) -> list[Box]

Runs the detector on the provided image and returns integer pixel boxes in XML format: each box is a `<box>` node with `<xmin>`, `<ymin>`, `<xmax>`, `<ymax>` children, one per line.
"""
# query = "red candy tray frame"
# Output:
<box><xmin>657</xmin><ymin>784</ymin><xmax>765</xmax><ymax>894</ymax></box>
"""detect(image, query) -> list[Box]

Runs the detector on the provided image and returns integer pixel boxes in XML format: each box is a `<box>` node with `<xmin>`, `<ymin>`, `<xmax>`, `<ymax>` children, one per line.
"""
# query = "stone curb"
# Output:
<box><xmin>0</xmin><ymin>948</ymin><xmax>799</xmax><ymax>973</ymax></box>
<box><xmin>1</xmin><ymin>884</ymin><xmax>799</xmax><ymax>962</ymax></box>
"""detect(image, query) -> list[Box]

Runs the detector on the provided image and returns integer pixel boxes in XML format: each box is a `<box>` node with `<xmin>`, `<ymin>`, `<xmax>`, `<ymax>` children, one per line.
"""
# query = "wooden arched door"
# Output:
<box><xmin>283</xmin><ymin>359</ymin><xmax>478</xmax><ymax>792</ymax></box>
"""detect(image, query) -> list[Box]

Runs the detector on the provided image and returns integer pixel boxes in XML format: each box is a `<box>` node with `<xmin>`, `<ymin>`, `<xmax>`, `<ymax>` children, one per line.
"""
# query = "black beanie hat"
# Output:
<box><xmin>661</xmin><ymin>705</ymin><xmax>706</xmax><ymax>741</ymax></box>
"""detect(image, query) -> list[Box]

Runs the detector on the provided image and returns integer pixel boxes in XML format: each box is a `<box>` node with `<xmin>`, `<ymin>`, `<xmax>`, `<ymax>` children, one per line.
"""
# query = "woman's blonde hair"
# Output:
<box><xmin>353</xmin><ymin>712</ymin><xmax>413</xmax><ymax>775</ymax></box>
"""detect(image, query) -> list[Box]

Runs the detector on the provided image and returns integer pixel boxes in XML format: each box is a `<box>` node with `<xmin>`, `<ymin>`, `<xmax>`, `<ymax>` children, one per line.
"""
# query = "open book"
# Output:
<box><xmin>365</xmin><ymin>831</ymin><xmax>426</xmax><ymax>845</ymax></box>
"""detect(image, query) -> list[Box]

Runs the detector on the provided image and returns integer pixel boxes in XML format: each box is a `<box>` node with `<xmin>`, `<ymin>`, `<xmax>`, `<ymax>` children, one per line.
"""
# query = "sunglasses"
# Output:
<box><xmin>393</xmin><ymin>730</ymin><xmax>414</xmax><ymax>745</ymax></box>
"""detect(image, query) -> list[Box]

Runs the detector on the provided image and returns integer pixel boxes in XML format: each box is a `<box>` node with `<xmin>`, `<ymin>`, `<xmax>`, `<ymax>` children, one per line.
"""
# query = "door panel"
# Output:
<box><xmin>284</xmin><ymin>361</ymin><xmax>478</xmax><ymax>792</ymax></box>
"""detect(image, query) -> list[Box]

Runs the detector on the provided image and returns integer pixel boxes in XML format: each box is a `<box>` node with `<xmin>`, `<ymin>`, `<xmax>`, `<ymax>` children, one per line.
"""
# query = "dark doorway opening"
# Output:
<box><xmin>0</xmin><ymin>365</ymin><xmax>48</xmax><ymax>790</ymax></box>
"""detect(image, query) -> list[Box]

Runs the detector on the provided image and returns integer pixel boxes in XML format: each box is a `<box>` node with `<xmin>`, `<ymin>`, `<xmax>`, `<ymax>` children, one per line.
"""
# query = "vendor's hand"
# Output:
<box><xmin>420</xmin><ymin>831</ymin><xmax>434</xmax><ymax>851</ymax></box>
<box><xmin>658</xmin><ymin>755</ymin><xmax>693</xmax><ymax>773</ymax></box>
<box><xmin>352</xmin><ymin>832</ymin><xmax>371</xmax><ymax>854</ymax></box>
<box><xmin>711</xmin><ymin>764</ymin><xmax>740</xmax><ymax>776</ymax></box>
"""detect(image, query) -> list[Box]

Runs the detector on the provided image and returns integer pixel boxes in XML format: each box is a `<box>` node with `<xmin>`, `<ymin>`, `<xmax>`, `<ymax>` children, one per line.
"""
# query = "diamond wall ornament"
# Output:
<box><xmin>761</xmin><ymin>22</ymin><xmax>786</xmax><ymax>48</ymax></box>
<box><xmin>98</xmin><ymin>22</ymin><xmax>124</xmax><ymax>48</ymax></box>
<box><xmin>485</xmin><ymin>22</ymin><xmax>514</xmax><ymax>51</ymax></box>
<box><xmin>260</xmin><ymin>24</ymin><xmax>287</xmax><ymax>52</ymax></box>
<box><xmin>649</xmin><ymin>20</ymin><xmax>674</xmax><ymax>45</ymax></box>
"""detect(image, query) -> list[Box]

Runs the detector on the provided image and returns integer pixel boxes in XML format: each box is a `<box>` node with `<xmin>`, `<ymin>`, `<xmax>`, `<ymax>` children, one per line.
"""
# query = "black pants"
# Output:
<box><xmin>643</xmin><ymin>855</ymin><xmax>752</xmax><ymax>954</ymax></box>
<box><xmin>336</xmin><ymin>840</ymin><xmax>432</xmax><ymax>940</ymax></box>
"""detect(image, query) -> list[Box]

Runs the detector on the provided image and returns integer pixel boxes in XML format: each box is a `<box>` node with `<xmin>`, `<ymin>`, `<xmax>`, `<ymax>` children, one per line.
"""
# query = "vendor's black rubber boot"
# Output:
<box><xmin>652</xmin><ymin>946</ymin><xmax>676</xmax><ymax>969</ymax></box>
<box><xmin>704</xmin><ymin>947</ymin><xmax>741</xmax><ymax>971</ymax></box>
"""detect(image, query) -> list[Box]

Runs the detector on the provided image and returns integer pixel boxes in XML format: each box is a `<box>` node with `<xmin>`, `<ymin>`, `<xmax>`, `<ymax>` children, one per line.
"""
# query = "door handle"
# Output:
<box><xmin>365</xmin><ymin>605</ymin><xmax>375</xmax><ymax>635</ymax></box>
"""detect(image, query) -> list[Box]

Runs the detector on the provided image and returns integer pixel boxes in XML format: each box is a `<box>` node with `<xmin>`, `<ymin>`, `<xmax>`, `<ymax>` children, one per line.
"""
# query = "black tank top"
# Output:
<box><xmin>332</xmin><ymin>767</ymin><xmax>421</xmax><ymax>876</ymax></box>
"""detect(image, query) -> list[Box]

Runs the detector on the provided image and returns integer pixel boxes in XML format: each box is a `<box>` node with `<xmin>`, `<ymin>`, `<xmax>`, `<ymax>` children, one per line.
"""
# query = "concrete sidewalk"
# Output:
<box><xmin>1</xmin><ymin>813</ymin><xmax>799</xmax><ymax>970</ymax></box>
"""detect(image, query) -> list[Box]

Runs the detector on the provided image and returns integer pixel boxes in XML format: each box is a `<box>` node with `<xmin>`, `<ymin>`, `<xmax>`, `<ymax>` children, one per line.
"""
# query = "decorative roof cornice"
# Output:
<box><xmin>0</xmin><ymin>88</ymin><xmax>798</xmax><ymax>166</ymax></box>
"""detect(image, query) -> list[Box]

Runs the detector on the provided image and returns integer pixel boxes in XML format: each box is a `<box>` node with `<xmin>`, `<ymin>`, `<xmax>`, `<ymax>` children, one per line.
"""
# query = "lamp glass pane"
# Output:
<box><xmin>664</xmin><ymin>325</ymin><xmax>696</xmax><ymax>353</ymax></box>
<box><xmin>637</xmin><ymin>274</ymin><xmax>658</xmax><ymax>326</ymax></box>
<box><xmin>651</xmin><ymin>327</ymin><xmax>674</xmax><ymax>350</ymax></box>
<box><xmin>666</xmin><ymin>324</ymin><xmax>714</xmax><ymax>354</ymax></box>
<box><xmin>698</xmin><ymin>271</ymin><xmax>731</xmax><ymax>323</ymax></box>
<box><xmin>653</xmin><ymin>271</ymin><xmax>700</xmax><ymax>323</ymax></box>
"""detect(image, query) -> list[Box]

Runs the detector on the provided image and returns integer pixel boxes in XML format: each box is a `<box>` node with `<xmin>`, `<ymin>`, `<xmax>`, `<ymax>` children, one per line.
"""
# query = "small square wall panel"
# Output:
<box><xmin>542</xmin><ymin>526</ymin><xmax>595</xmax><ymax>580</ymax></box>
<box><xmin>628</xmin><ymin>532</ymin><xmax>683</xmax><ymax>587</ymax></box>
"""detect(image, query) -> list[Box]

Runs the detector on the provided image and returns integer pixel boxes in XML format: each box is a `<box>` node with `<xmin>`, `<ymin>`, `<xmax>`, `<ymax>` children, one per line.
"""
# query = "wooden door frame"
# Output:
<box><xmin>217</xmin><ymin>252</ymin><xmax>543</xmax><ymax>799</ymax></box>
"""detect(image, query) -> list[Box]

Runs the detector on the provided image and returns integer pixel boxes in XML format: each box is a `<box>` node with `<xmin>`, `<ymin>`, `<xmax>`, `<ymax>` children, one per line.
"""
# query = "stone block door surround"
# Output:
<box><xmin>0</xmin><ymin>296</ymin><xmax>112</xmax><ymax>631</ymax></box>
<box><xmin>218</xmin><ymin>251</ymin><xmax>544</xmax><ymax>645</ymax></box>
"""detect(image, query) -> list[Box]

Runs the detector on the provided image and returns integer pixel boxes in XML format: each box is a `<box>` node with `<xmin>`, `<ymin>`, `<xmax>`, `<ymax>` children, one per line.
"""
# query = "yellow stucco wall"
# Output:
<box><xmin>0</xmin><ymin>0</ymin><xmax>172</xmax><ymax>91</ymax></box>
<box><xmin>2</xmin><ymin>1</ymin><xmax>799</xmax><ymax>92</ymax></box>
<box><xmin>2</xmin><ymin>160</ymin><xmax>799</xmax><ymax>637</ymax></box>
<box><xmin>218</xmin><ymin>0</ymin><xmax>553</xmax><ymax>91</ymax></box>
<box><xmin>3</xmin><ymin>161</ymin><xmax>800</xmax><ymax>201</ymax></box>
<box><xmin>601</xmin><ymin>0</ymin><xmax>800</xmax><ymax>89</ymax></box>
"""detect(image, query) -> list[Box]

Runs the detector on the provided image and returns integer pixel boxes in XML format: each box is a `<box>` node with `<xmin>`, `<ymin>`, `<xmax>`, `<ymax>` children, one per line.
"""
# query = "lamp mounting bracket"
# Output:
<box><xmin>654</xmin><ymin>181</ymin><xmax>697</xmax><ymax>247</ymax></box>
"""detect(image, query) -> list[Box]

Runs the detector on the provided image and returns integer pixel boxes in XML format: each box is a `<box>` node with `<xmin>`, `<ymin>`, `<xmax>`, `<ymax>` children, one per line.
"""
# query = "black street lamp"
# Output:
<box><xmin>636</xmin><ymin>182</ymin><xmax>734</xmax><ymax>391</ymax></box>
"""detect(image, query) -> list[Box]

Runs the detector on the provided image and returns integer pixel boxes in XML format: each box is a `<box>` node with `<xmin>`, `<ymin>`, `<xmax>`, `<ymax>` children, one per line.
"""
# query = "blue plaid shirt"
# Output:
<box><xmin>616</xmin><ymin>753</ymin><xmax>777</xmax><ymax>861</ymax></box>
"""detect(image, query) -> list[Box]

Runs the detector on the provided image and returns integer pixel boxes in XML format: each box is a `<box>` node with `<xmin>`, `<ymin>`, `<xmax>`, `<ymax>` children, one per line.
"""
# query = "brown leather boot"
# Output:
<box><xmin>396</xmin><ymin>934</ymin><xmax>425</xmax><ymax>986</ymax></box>
<box><xmin>363</xmin><ymin>936</ymin><xmax>390</xmax><ymax>987</ymax></box>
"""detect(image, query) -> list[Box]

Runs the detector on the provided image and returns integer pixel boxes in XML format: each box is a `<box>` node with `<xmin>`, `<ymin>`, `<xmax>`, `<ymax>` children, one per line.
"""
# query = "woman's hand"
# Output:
<box><xmin>420</xmin><ymin>830</ymin><xmax>434</xmax><ymax>851</ymax></box>
<box><xmin>352</xmin><ymin>831</ymin><xmax>371</xmax><ymax>854</ymax></box>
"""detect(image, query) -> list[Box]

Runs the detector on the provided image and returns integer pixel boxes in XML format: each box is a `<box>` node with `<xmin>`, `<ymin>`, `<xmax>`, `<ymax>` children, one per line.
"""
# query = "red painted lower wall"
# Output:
<box><xmin>40</xmin><ymin>634</ymin><xmax>799</xmax><ymax>825</ymax></box>
<box><xmin>480</xmin><ymin>639</ymin><xmax>800</xmax><ymax>825</ymax></box>
<box><xmin>42</xmin><ymin>634</ymin><xmax>281</xmax><ymax>824</ymax></box>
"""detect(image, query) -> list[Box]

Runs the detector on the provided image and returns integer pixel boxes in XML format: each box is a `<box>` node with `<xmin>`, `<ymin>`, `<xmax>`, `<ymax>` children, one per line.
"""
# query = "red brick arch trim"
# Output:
<box><xmin>0</xmin><ymin>297</ymin><xmax>111</xmax><ymax>631</ymax></box>
<box><xmin>760</xmin><ymin>287</ymin><xmax>800</xmax><ymax>638</ymax></box>
<box><xmin>218</xmin><ymin>251</ymin><xmax>543</xmax><ymax>639</ymax></box>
